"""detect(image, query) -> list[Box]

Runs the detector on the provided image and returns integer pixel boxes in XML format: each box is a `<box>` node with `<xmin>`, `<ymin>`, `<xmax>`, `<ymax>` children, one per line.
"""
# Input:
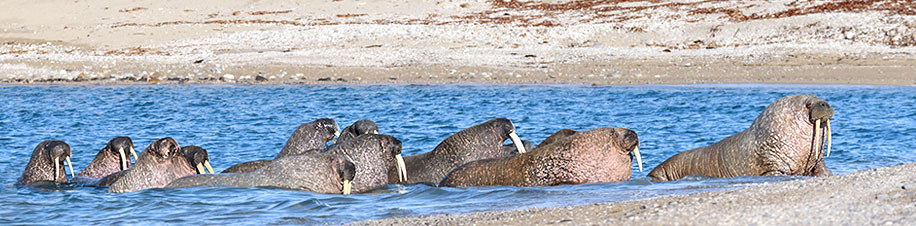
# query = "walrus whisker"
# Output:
<box><xmin>196</xmin><ymin>163</ymin><xmax>207</xmax><ymax>174</ymax></box>
<box><xmin>634</xmin><ymin>146</ymin><xmax>643</xmax><ymax>172</ymax></box>
<box><xmin>204</xmin><ymin>160</ymin><xmax>215</xmax><ymax>174</ymax></box>
<box><xmin>342</xmin><ymin>179</ymin><xmax>352</xmax><ymax>195</ymax></box>
<box><xmin>509</xmin><ymin>131</ymin><xmax>526</xmax><ymax>154</ymax></box>
<box><xmin>395</xmin><ymin>154</ymin><xmax>408</xmax><ymax>182</ymax></box>
<box><xmin>65</xmin><ymin>156</ymin><xmax>74</xmax><ymax>179</ymax></box>
<box><xmin>826</xmin><ymin>119</ymin><xmax>832</xmax><ymax>158</ymax></box>
<box><xmin>118</xmin><ymin>147</ymin><xmax>128</xmax><ymax>170</ymax></box>
<box><xmin>54</xmin><ymin>157</ymin><xmax>60</xmax><ymax>180</ymax></box>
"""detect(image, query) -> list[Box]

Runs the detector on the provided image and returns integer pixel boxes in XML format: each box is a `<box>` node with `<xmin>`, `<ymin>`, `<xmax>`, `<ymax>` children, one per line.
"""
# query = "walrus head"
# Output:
<box><xmin>334</xmin><ymin>156</ymin><xmax>357</xmax><ymax>195</ymax></box>
<box><xmin>495</xmin><ymin>118</ymin><xmax>527</xmax><ymax>154</ymax></box>
<box><xmin>107</xmin><ymin>137</ymin><xmax>137</xmax><ymax>171</ymax></box>
<box><xmin>315</xmin><ymin>118</ymin><xmax>342</xmax><ymax>143</ymax></box>
<box><xmin>18</xmin><ymin>140</ymin><xmax>75</xmax><ymax>185</ymax></box>
<box><xmin>351</xmin><ymin>119</ymin><xmax>379</xmax><ymax>135</ymax></box>
<box><xmin>753</xmin><ymin>94</ymin><xmax>834</xmax><ymax>176</ymax></box>
<box><xmin>615</xmin><ymin>128</ymin><xmax>643</xmax><ymax>172</ymax></box>
<box><xmin>180</xmin><ymin>146</ymin><xmax>214</xmax><ymax>174</ymax></box>
<box><xmin>148</xmin><ymin>137</ymin><xmax>180</xmax><ymax>162</ymax></box>
<box><xmin>379</xmin><ymin>134</ymin><xmax>408</xmax><ymax>183</ymax></box>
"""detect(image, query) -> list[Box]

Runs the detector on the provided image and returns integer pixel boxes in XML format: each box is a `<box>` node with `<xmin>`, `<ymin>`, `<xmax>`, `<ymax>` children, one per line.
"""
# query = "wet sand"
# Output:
<box><xmin>355</xmin><ymin>162</ymin><xmax>916</xmax><ymax>225</ymax></box>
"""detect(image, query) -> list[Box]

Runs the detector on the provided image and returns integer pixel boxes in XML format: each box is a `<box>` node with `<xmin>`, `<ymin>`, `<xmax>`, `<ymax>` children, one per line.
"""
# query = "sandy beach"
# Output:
<box><xmin>3</xmin><ymin>0</ymin><xmax>915</xmax><ymax>224</ymax></box>
<box><xmin>2</xmin><ymin>0</ymin><xmax>915</xmax><ymax>85</ymax></box>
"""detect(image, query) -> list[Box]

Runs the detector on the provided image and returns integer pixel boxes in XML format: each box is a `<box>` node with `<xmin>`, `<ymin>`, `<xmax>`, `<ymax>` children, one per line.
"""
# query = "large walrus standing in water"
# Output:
<box><xmin>648</xmin><ymin>94</ymin><xmax>834</xmax><ymax>182</ymax></box>
<box><xmin>388</xmin><ymin>118</ymin><xmax>527</xmax><ymax>185</ymax></box>
<box><xmin>439</xmin><ymin>127</ymin><xmax>642</xmax><ymax>187</ymax></box>
<box><xmin>323</xmin><ymin>134</ymin><xmax>405</xmax><ymax>193</ymax></box>
<box><xmin>107</xmin><ymin>138</ymin><xmax>205</xmax><ymax>193</ymax></box>
<box><xmin>16</xmin><ymin>140</ymin><xmax>75</xmax><ymax>185</ymax></box>
<box><xmin>76</xmin><ymin>137</ymin><xmax>138</xmax><ymax>179</ymax></box>
<box><xmin>222</xmin><ymin>118</ymin><xmax>339</xmax><ymax>173</ymax></box>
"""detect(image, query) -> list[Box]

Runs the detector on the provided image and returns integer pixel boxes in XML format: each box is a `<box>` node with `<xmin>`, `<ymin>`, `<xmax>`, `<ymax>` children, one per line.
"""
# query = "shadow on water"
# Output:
<box><xmin>0</xmin><ymin>84</ymin><xmax>913</xmax><ymax>224</ymax></box>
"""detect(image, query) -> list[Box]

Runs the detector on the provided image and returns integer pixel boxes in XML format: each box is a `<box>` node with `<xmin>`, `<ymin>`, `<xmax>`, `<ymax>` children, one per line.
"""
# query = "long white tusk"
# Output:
<box><xmin>813</xmin><ymin>119</ymin><xmax>822</xmax><ymax>157</ymax></box>
<box><xmin>372</xmin><ymin>130</ymin><xmax>379</xmax><ymax>134</ymax></box>
<box><xmin>196</xmin><ymin>163</ymin><xmax>206</xmax><ymax>174</ymax></box>
<box><xmin>54</xmin><ymin>157</ymin><xmax>60</xmax><ymax>180</ymax></box>
<box><xmin>825</xmin><ymin>119</ymin><xmax>832</xmax><ymax>158</ymax></box>
<box><xmin>634</xmin><ymin>146</ymin><xmax>643</xmax><ymax>172</ymax></box>
<box><xmin>332</xmin><ymin>131</ymin><xmax>340</xmax><ymax>143</ymax></box>
<box><xmin>129</xmin><ymin>146</ymin><xmax>138</xmax><ymax>163</ymax></box>
<box><xmin>395</xmin><ymin>154</ymin><xmax>407</xmax><ymax>182</ymax></box>
<box><xmin>204</xmin><ymin>160</ymin><xmax>215</xmax><ymax>174</ymax></box>
<box><xmin>509</xmin><ymin>131</ymin><xmax>526</xmax><ymax>154</ymax></box>
<box><xmin>66</xmin><ymin>156</ymin><xmax>74</xmax><ymax>179</ymax></box>
<box><xmin>118</xmin><ymin>147</ymin><xmax>128</xmax><ymax>170</ymax></box>
<box><xmin>342</xmin><ymin>179</ymin><xmax>352</xmax><ymax>195</ymax></box>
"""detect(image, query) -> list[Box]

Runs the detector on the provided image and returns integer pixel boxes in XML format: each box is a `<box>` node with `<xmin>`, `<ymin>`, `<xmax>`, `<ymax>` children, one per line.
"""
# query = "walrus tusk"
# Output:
<box><xmin>372</xmin><ymin>130</ymin><xmax>379</xmax><ymax>134</ymax></box>
<box><xmin>118</xmin><ymin>147</ymin><xmax>128</xmax><ymax>170</ymax></box>
<box><xmin>509</xmin><ymin>131</ymin><xmax>526</xmax><ymax>154</ymax></box>
<box><xmin>395</xmin><ymin>154</ymin><xmax>408</xmax><ymax>182</ymax></box>
<box><xmin>634</xmin><ymin>146</ymin><xmax>643</xmax><ymax>172</ymax></box>
<box><xmin>825</xmin><ymin>119</ymin><xmax>832</xmax><ymax>158</ymax></box>
<box><xmin>54</xmin><ymin>157</ymin><xmax>60</xmax><ymax>180</ymax></box>
<box><xmin>196</xmin><ymin>163</ymin><xmax>206</xmax><ymax>174</ymax></box>
<box><xmin>812</xmin><ymin>119</ymin><xmax>822</xmax><ymax>157</ymax></box>
<box><xmin>129</xmin><ymin>146</ymin><xmax>138</xmax><ymax>163</ymax></box>
<box><xmin>204</xmin><ymin>160</ymin><xmax>215</xmax><ymax>174</ymax></box>
<box><xmin>66</xmin><ymin>156</ymin><xmax>74</xmax><ymax>178</ymax></box>
<box><xmin>342</xmin><ymin>179</ymin><xmax>352</xmax><ymax>195</ymax></box>
<box><xmin>332</xmin><ymin>131</ymin><xmax>340</xmax><ymax>143</ymax></box>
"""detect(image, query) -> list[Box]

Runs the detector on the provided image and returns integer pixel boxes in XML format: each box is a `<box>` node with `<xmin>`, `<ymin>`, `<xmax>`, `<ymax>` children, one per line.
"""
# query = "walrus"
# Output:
<box><xmin>98</xmin><ymin>145</ymin><xmax>213</xmax><ymax>187</ymax></box>
<box><xmin>222</xmin><ymin>118</ymin><xmax>339</xmax><ymax>173</ymax></box>
<box><xmin>439</xmin><ymin>127</ymin><xmax>642</xmax><ymax>187</ymax></box>
<box><xmin>76</xmin><ymin>137</ymin><xmax>138</xmax><ymax>179</ymax></box>
<box><xmin>16</xmin><ymin>140</ymin><xmax>75</xmax><ymax>185</ymax></box>
<box><xmin>166</xmin><ymin>153</ymin><xmax>356</xmax><ymax>195</ymax></box>
<box><xmin>388</xmin><ymin>118</ymin><xmax>527</xmax><ymax>184</ymax></box>
<box><xmin>323</xmin><ymin>134</ymin><xmax>406</xmax><ymax>193</ymax></box>
<box><xmin>337</xmin><ymin>119</ymin><xmax>380</xmax><ymax>144</ymax></box>
<box><xmin>536</xmin><ymin>128</ymin><xmax>577</xmax><ymax>148</ymax></box>
<box><xmin>501</xmin><ymin>140</ymin><xmax>533</xmax><ymax>156</ymax></box>
<box><xmin>107</xmin><ymin>137</ymin><xmax>205</xmax><ymax>193</ymax></box>
<box><xmin>648</xmin><ymin>94</ymin><xmax>834</xmax><ymax>182</ymax></box>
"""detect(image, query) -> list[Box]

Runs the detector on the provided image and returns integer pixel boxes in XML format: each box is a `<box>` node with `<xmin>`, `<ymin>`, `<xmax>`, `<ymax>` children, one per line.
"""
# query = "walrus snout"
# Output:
<box><xmin>335</xmin><ymin>157</ymin><xmax>357</xmax><ymax>195</ymax></box>
<box><xmin>614</xmin><ymin>128</ymin><xmax>642</xmax><ymax>172</ymax></box>
<box><xmin>808</xmin><ymin>100</ymin><xmax>834</xmax><ymax>123</ymax></box>
<box><xmin>180</xmin><ymin>146</ymin><xmax>214</xmax><ymax>174</ymax></box>
<box><xmin>108</xmin><ymin>136</ymin><xmax>135</xmax><ymax>170</ymax></box>
<box><xmin>48</xmin><ymin>141</ymin><xmax>75</xmax><ymax>180</ymax></box>
<box><xmin>150</xmin><ymin>137</ymin><xmax>180</xmax><ymax>159</ymax></box>
<box><xmin>315</xmin><ymin>118</ymin><xmax>340</xmax><ymax>143</ymax></box>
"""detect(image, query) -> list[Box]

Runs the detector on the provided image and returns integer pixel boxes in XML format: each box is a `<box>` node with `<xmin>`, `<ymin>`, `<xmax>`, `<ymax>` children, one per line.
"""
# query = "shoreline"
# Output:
<box><xmin>354</xmin><ymin>162</ymin><xmax>916</xmax><ymax>225</ymax></box>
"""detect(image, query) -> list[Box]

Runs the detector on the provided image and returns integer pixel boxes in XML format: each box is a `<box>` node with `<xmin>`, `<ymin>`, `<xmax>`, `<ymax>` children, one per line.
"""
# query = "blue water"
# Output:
<box><xmin>1</xmin><ymin>84</ymin><xmax>914</xmax><ymax>225</ymax></box>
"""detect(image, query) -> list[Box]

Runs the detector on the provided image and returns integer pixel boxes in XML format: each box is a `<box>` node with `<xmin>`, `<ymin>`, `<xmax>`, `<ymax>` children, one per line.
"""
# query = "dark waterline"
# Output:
<box><xmin>1</xmin><ymin>84</ymin><xmax>914</xmax><ymax>225</ymax></box>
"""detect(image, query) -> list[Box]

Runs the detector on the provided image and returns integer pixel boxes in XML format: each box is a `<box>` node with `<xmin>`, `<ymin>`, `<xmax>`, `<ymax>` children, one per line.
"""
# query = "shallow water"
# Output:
<box><xmin>1</xmin><ymin>84</ymin><xmax>914</xmax><ymax>225</ymax></box>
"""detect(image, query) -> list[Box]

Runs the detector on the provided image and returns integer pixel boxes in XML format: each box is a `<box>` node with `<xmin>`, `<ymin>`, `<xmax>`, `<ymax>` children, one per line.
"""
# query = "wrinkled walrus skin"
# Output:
<box><xmin>387</xmin><ymin>118</ymin><xmax>526</xmax><ymax>185</ymax></box>
<box><xmin>17</xmin><ymin>140</ymin><xmax>73</xmax><ymax>185</ymax></box>
<box><xmin>439</xmin><ymin>127</ymin><xmax>639</xmax><ymax>187</ymax></box>
<box><xmin>323</xmin><ymin>134</ymin><xmax>401</xmax><ymax>193</ymax></box>
<box><xmin>222</xmin><ymin>118</ymin><xmax>338</xmax><ymax>173</ymax></box>
<box><xmin>166</xmin><ymin>153</ymin><xmax>356</xmax><ymax>194</ymax></box>
<box><xmin>107</xmin><ymin>138</ymin><xmax>198</xmax><ymax>193</ymax></box>
<box><xmin>648</xmin><ymin>94</ymin><xmax>835</xmax><ymax>182</ymax></box>
<box><xmin>77</xmin><ymin>137</ymin><xmax>135</xmax><ymax>179</ymax></box>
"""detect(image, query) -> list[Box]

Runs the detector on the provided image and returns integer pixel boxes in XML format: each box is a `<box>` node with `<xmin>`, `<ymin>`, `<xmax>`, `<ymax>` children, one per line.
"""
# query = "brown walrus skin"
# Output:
<box><xmin>536</xmin><ymin>129</ymin><xmax>577</xmax><ymax>148</ymax></box>
<box><xmin>107</xmin><ymin>137</ymin><xmax>200</xmax><ymax>193</ymax></box>
<box><xmin>387</xmin><ymin>118</ymin><xmax>527</xmax><ymax>185</ymax></box>
<box><xmin>322</xmin><ymin>134</ymin><xmax>402</xmax><ymax>193</ymax></box>
<box><xmin>77</xmin><ymin>137</ymin><xmax>136</xmax><ymax>179</ymax></box>
<box><xmin>17</xmin><ymin>140</ymin><xmax>74</xmax><ymax>185</ymax></box>
<box><xmin>439</xmin><ymin>127</ymin><xmax>640</xmax><ymax>187</ymax></box>
<box><xmin>648</xmin><ymin>94</ymin><xmax>835</xmax><ymax>182</ymax></box>
<box><xmin>96</xmin><ymin>145</ymin><xmax>212</xmax><ymax>187</ymax></box>
<box><xmin>222</xmin><ymin>118</ymin><xmax>339</xmax><ymax>173</ymax></box>
<box><xmin>166</xmin><ymin>153</ymin><xmax>356</xmax><ymax>195</ymax></box>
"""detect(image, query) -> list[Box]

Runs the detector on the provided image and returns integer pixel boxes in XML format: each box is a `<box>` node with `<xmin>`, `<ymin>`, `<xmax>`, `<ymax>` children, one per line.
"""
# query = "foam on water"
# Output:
<box><xmin>1</xmin><ymin>84</ymin><xmax>914</xmax><ymax>224</ymax></box>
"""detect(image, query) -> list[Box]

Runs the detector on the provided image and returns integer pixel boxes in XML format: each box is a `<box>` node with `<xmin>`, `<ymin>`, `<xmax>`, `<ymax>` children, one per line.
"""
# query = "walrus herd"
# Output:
<box><xmin>16</xmin><ymin>94</ymin><xmax>835</xmax><ymax>195</ymax></box>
